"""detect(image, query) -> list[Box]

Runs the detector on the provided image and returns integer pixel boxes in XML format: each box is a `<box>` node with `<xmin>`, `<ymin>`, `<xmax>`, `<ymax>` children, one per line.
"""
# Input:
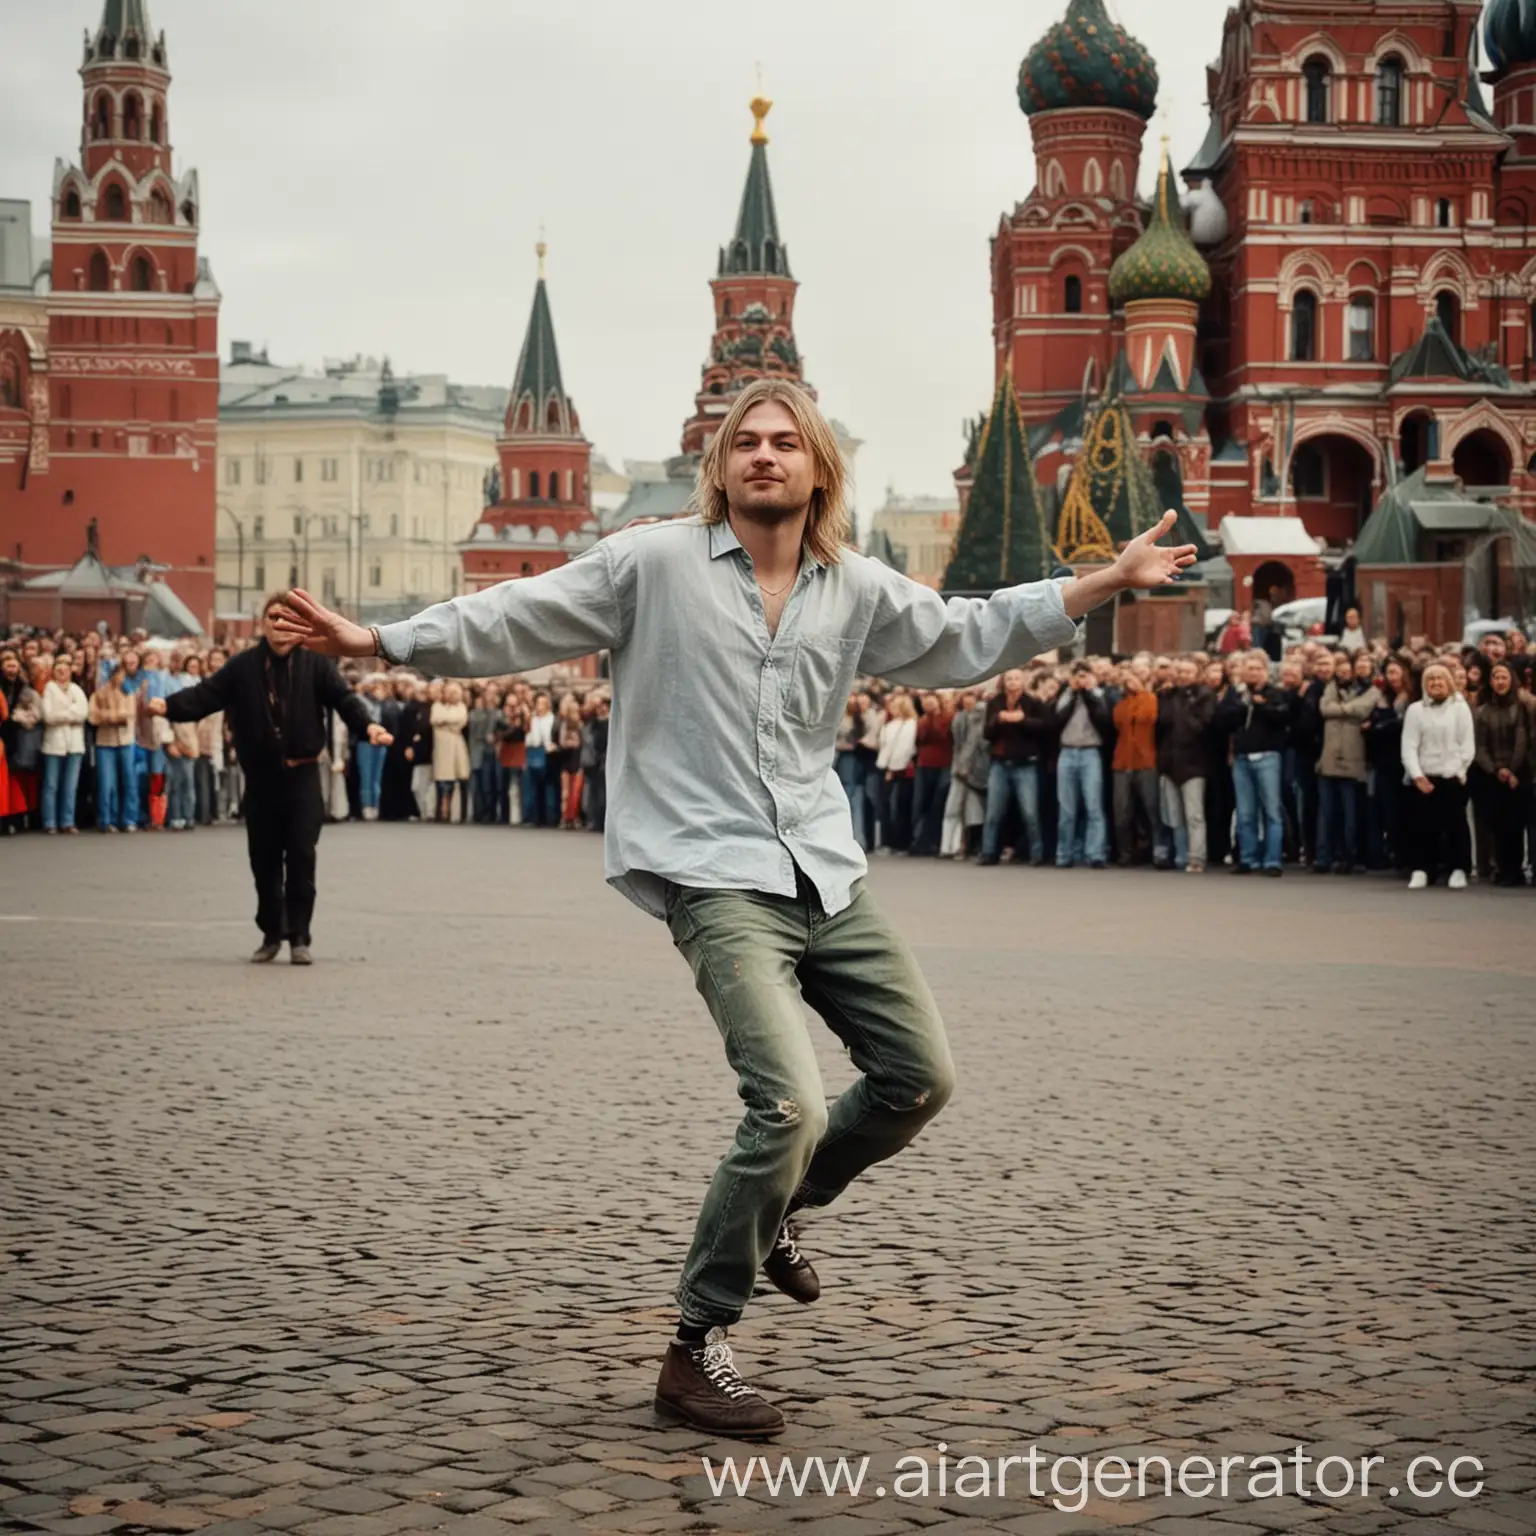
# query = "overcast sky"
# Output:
<box><xmin>2</xmin><ymin>0</ymin><xmax>1237</xmax><ymax>529</ymax></box>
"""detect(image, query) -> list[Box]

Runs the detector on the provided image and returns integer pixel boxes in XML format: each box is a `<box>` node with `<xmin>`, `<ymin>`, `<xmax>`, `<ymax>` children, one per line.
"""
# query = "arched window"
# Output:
<box><xmin>1347</xmin><ymin>294</ymin><xmax>1376</xmax><ymax>361</ymax></box>
<box><xmin>546</xmin><ymin>397</ymin><xmax>562</xmax><ymax>431</ymax></box>
<box><xmin>0</xmin><ymin>354</ymin><xmax>20</xmax><ymax>410</ymax></box>
<box><xmin>62</xmin><ymin>187</ymin><xmax>82</xmax><ymax>220</ymax></box>
<box><xmin>530</xmin><ymin>470</ymin><xmax>540</xmax><ymax>498</ymax></box>
<box><xmin>1291</xmin><ymin>289</ymin><xmax>1319</xmax><ymax>361</ymax></box>
<box><xmin>149</xmin><ymin>188</ymin><xmax>172</xmax><ymax>225</ymax></box>
<box><xmin>1064</xmin><ymin>274</ymin><xmax>1083</xmax><ymax>314</ymax></box>
<box><xmin>721</xmin><ymin>297</ymin><xmax>732</xmax><ymax>319</ymax></box>
<box><xmin>92</xmin><ymin>94</ymin><xmax>111</xmax><ymax>140</ymax></box>
<box><xmin>122</xmin><ymin>93</ymin><xmax>142</xmax><ymax>139</ymax></box>
<box><xmin>150</xmin><ymin>103</ymin><xmax>163</xmax><ymax>144</ymax></box>
<box><xmin>1084</xmin><ymin>159</ymin><xmax>1104</xmax><ymax>195</ymax></box>
<box><xmin>1435</xmin><ymin>289</ymin><xmax>1460</xmax><ymax>344</ymax></box>
<box><xmin>1299</xmin><ymin>200</ymin><xmax>1314</xmax><ymax>225</ymax></box>
<box><xmin>124</xmin><ymin>31</ymin><xmax>141</xmax><ymax>59</ymax></box>
<box><xmin>1109</xmin><ymin>161</ymin><xmax>1127</xmax><ymax>200</ymax></box>
<box><xmin>87</xmin><ymin>250</ymin><xmax>110</xmax><ymax>291</ymax></box>
<box><xmin>1150</xmin><ymin>420</ymin><xmax>1176</xmax><ymax>441</ymax></box>
<box><xmin>130</xmin><ymin>255</ymin><xmax>154</xmax><ymax>292</ymax></box>
<box><xmin>103</xmin><ymin>182</ymin><xmax>127</xmax><ymax>222</ymax></box>
<box><xmin>1377</xmin><ymin>56</ymin><xmax>1404</xmax><ymax>127</ymax></box>
<box><xmin>516</xmin><ymin>398</ymin><xmax>532</xmax><ymax>432</ymax></box>
<box><xmin>1290</xmin><ymin>444</ymin><xmax>1325</xmax><ymax>498</ymax></box>
<box><xmin>1437</xmin><ymin>198</ymin><xmax>1452</xmax><ymax>228</ymax></box>
<box><xmin>1303</xmin><ymin>58</ymin><xmax>1330</xmax><ymax>123</ymax></box>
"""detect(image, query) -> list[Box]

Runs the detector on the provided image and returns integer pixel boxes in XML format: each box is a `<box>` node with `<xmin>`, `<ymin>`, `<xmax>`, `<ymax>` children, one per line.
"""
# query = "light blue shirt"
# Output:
<box><xmin>379</xmin><ymin>516</ymin><xmax>1080</xmax><ymax>919</ymax></box>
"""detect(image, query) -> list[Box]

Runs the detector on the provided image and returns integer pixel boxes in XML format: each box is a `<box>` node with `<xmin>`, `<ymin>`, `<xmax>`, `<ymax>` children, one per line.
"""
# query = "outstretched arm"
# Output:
<box><xmin>861</xmin><ymin>510</ymin><xmax>1197</xmax><ymax>688</ymax></box>
<box><xmin>268</xmin><ymin>544</ymin><xmax>624</xmax><ymax>677</ymax></box>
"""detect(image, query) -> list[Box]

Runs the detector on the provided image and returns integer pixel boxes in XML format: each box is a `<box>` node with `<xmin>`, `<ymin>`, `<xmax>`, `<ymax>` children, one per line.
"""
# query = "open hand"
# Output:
<box><xmin>1112</xmin><ymin>511</ymin><xmax>1199</xmax><ymax>589</ymax></box>
<box><xmin>147</xmin><ymin>696</ymin><xmax>168</xmax><ymax>717</ymax></box>
<box><xmin>366</xmin><ymin>724</ymin><xmax>394</xmax><ymax>748</ymax></box>
<box><xmin>267</xmin><ymin>589</ymin><xmax>374</xmax><ymax>658</ymax></box>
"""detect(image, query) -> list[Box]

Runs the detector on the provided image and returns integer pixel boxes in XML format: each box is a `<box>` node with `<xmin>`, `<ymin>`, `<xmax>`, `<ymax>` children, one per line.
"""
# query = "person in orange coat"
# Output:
<box><xmin>1112</xmin><ymin>663</ymin><xmax>1165</xmax><ymax>866</ymax></box>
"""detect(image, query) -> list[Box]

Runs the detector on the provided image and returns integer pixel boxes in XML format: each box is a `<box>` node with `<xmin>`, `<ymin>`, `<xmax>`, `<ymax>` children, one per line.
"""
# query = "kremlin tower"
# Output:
<box><xmin>458</xmin><ymin>244</ymin><xmax>598</xmax><ymax>595</ymax></box>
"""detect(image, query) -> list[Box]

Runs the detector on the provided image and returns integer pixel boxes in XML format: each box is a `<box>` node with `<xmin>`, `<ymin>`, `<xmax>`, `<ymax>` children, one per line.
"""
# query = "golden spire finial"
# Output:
<box><xmin>536</xmin><ymin>223</ymin><xmax>547</xmax><ymax>279</ymax></box>
<box><xmin>750</xmin><ymin>90</ymin><xmax>772</xmax><ymax>145</ymax></box>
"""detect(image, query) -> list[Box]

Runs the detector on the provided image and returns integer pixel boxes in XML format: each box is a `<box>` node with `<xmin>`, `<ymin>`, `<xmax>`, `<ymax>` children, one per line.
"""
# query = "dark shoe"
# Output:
<box><xmin>251</xmin><ymin>942</ymin><xmax>281</xmax><ymax>964</ymax></box>
<box><xmin>1230</xmin><ymin>863</ymin><xmax>1252</xmax><ymax>875</ymax></box>
<box><xmin>976</xmin><ymin>854</ymin><xmax>1001</xmax><ymax>866</ymax></box>
<box><xmin>1264</xmin><ymin>866</ymin><xmax>1283</xmax><ymax>878</ymax></box>
<box><xmin>290</xmin><ymin>945</ymin><xmax>313</xmax><ymax>966</ymax></box>
<box><xmin>762</xmin><ymin>1220</ymin><xmax>820</xmax><ymax>1304</ymax></box>
<box><xmin>654</xmin><ymin>1328</ymin><xmax>784</xmax><ymax>1439</ymax></box>
<box><xmin>1311</xmin><ymin>863</ymin><xmax>1331</xmax><ymax>875</ymax></box>
<box><xmin>1089</xmin><ymin>860</ymin><xmax>1107</xmax><ymax>870</ymax></box>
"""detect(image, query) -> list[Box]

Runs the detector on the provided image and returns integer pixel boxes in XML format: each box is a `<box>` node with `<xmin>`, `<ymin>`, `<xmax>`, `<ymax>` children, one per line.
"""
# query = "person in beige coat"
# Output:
<box><xmin>87</xmin><ymin>665</ymin><xmax>137</xmax><ymax>831</ymax></box>
<box><xmin>430</xmin><ymin>681</ymin><xmax>470</xmax><ymax>823</ymax></box>
<box><xmin>1315</xmin><ymin>650</ymin><xmax>1380</xmax><ymax>874</ymax></box>
<box><xmin>41</xmin><ymin>659</ymin><xmax>90</xmax><ymax>833</ymax></box>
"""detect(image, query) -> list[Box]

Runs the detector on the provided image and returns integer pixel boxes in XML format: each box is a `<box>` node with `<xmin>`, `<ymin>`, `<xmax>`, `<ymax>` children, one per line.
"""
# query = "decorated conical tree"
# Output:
<box><xmin>1055</xmin><ymin>367</ymin><xmax>1162</xmax><ymax>562</ymax></box>
<box><xmin>943</xmin><ymin>368</ymin><xmax>1051</xmax><ymax>591</ymax></box>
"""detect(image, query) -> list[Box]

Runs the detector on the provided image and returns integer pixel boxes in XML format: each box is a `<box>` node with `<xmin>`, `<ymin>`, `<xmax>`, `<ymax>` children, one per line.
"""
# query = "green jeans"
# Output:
<box><xmin>665</xmin><ymin>868</ymin><xmax>956</xmax><ymax>1327</ymax></box>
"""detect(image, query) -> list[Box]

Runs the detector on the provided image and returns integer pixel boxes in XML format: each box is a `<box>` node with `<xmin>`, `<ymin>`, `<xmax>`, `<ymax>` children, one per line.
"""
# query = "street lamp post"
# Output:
<box><xmin>217</xmin><ymin>503</ymin><xmax>245</xmax><ymax>615</ymax></box>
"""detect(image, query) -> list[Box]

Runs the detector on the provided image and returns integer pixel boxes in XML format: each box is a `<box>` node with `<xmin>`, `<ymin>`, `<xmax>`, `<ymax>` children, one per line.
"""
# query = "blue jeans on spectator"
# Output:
<box><xmin>95</xmin><ymin>744</ymin><xmax>128</xmax><ymax>829</ymax></box>
<box><xmin>836</xmin><ymin>751</ymin><xmax>866</xmax><ymax>848</ymax></box>
<box><xmin>983</xmin><ymin>760</ymin><xmax>1043</xmax><ymax>862</ymax></box>
<box><xmin>1056</xmin><ymin>748</ymin><xmax>1106</xmax><ymax>867</ymax></box>
<box><xmin>1232</xmin><ymin>751</ymin><xmax>1284</xmax><ymax>870</ymax></box>
<box><xmin>910</xmin><ymin>765</ymin><xmax>950</xmax><ymax>855</ymax></box>
<box><xmin>524</xmin><ymin>748</ymin><xmax>550</xmax><ymax>826</ymax></box>
<box><xmin>357</xmin><ymin>740</ymin><xmax>387</xmax><ymax>812</ymax></box>
<box><xmin>472</xmin><ymin>754</ymin><xmax>502</xmax><ymax>823</ymax></box>
<box><xmin>42</xmin><ymin>753</ymin><xmax>83</xmax><ymax>831</ymax></box>
<box><xmin>1315</xmin><ymin>775</ymin><xmax>1361</xmax><ymax>872</ymax></box>
<box><xmin>166</xmin><ymin>755</ymin><xmax>196</xmax><ymax>827</ymax></box>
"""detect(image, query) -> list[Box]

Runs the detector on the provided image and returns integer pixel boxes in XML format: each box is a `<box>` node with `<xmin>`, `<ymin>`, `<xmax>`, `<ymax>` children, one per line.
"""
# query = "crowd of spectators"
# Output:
<box><xmin>0</xmin><ymin>626</ymin><xmax>610</xmax><ymax>838</ymax></box>
<box><xmin>2</xmin><ymin>619</ymin><xmax>1532</xmax><ymax>890</ymax></box>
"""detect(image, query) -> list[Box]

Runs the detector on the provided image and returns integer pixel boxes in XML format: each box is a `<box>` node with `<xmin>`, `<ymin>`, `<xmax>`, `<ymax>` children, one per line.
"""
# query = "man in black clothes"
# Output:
<box><xmin>149</xmin><ymin>592</ymin><xmax>392</xmax><ymax>964</ymax></box>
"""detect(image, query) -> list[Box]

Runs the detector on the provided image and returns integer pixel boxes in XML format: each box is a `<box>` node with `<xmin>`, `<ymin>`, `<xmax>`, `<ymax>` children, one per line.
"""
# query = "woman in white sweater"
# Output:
<box><xmin>876</xmin><ymin>694</ymin><xmax>919</xmax><ymax>853</ymax></box>
<box><xmin>1400</xmin><ymin>662</ymin><xmax>1476</xmax><ymax>890</ymax></box>
<box><xmin>40</xmin><ymin>658</ymin><xmax>89</xmax><ymax>833</ymax></box>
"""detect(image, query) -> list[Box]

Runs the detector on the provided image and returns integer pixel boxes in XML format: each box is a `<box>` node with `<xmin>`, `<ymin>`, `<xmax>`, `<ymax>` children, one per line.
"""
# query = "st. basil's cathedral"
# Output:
<box><xmin>948</xmin><ymin>0</ymin><xmax>1536</xmax><ymax>647</ymax></box>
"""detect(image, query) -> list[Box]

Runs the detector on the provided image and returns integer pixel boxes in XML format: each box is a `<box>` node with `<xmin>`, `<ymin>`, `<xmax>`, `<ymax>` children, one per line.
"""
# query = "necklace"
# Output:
<box><xmin>757</xmin><ymin>572</ymin><xmax>797</xmax><ymax>600</ymax></box>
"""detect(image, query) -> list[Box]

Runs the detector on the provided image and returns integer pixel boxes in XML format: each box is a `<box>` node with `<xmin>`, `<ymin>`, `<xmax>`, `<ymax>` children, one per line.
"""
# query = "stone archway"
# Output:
<box><xmin>1289</xmin><ymin>431</ymin><xmax>1379</xmax><ymax>546</ymax></box>
<box><xmin>1452</xmin><ymin>429</ymin><xmax>1511</xmax><ymax>489</ymax></box>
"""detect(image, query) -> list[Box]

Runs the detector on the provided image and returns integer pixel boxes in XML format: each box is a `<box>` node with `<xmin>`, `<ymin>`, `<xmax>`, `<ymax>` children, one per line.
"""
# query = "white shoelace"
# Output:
<box><xmin>773</xmin><ymin>1222</ymin><xmax>804</xmax><ymax>1266</ymax></box>
<box><xmin>700</xmin><ymin>1328</ymin><xmax>758</xmax><ymax>1401</ymax></box>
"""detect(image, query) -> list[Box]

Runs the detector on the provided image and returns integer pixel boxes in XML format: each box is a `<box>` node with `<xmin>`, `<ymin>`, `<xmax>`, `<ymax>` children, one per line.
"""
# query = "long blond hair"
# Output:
<box><xmin>688</xmin><ymin>379</ymin><xmax>851</xmax><ymax>567</ymax></box>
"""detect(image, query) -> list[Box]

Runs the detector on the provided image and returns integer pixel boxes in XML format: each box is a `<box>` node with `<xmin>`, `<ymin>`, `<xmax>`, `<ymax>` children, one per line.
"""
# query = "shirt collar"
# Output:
<box><xmin>708</xmin><ymin>515</ymin><xmax>826</xmax><ymax>571</ymax></box>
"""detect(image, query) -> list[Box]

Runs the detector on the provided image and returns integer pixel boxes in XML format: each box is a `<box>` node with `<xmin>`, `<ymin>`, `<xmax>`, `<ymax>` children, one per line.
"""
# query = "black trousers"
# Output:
<box><xmin>244</xmin><ymin>766</ymin><xmax>325</xmax><ymax>945</ymax></box>
<box><xmin>1408</xmin><ymin>776</ymin><xmax>1471</xmax><ymax>879</ymax></box>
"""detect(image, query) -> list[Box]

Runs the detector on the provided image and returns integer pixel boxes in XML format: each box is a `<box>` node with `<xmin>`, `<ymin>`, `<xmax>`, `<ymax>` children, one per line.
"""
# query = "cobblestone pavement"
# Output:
<box><xmin>2</xmin><ymin>825</ymin><xmax>1533</xmax><ymax>1536</ymax></box>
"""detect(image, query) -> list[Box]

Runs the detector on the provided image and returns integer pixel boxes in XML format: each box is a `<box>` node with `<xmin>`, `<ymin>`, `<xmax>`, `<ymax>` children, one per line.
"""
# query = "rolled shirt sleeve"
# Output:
<box><xmin>377</xmin><ymin>542</ymin><xmax>624</xmax><ymax>677</ymax></box>
<box><xmin>857</xmin><ymin>566</ymin><xmax>1081</xmax><ymax>689</ymax></box>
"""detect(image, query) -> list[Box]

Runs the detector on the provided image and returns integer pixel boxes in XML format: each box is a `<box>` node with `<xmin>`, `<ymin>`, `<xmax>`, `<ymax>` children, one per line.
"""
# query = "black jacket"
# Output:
<box><xmin>1156</xmin><ymin>684</ymin><xmax>1217</xmax><ymax>784</ymax></box>
<box><xmin>165</xmin><ymin>642</ymin><xmax>370</xmax><ymax>774</ymax></box>
<box><xmin>983</xmin><ymin>693</ymin><xmax>1049</xmax><ymax>763</ymax></box>
<box><xmin>1215</xmin><ymin>683</ymin><xmax>1291</xmax><ymax>756</ymax></box>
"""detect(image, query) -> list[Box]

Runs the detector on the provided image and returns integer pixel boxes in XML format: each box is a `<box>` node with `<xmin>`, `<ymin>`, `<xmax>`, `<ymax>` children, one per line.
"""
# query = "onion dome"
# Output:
<box><xmin>1109</xmin><ymin>144</ymin><xmax>1211</xmax><ymax>305</ymax></box>
<box><xmin>1485</xmin><ymin>0</ymin><xmax>1536</xmax><ymax>77</ymax></box>
<box><xmin>1019</xmin><ymin>0</ymin><xmax>1158</xmax><ymax>120</ymax></box>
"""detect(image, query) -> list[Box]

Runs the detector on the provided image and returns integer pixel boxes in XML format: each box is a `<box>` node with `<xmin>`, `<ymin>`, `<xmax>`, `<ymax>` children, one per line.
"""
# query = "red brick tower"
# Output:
<box><xmin>680</xmin><ymin>97</ymin><xmax>812</xmax><ymax>455</ymax></box>
<box><xmin>997</xmin><ymin>0</ymin><xmax>1159</xmax><ymax>417</ymax></box>
<box><xmin>460</xmin><ymin>243</ymin><xmax>597</xmax><ymax>594</ymax></box>
<box><xmin>0</xmin><ymin>0</ymin><xmax>220</xmax><ymax>623</ymax></box>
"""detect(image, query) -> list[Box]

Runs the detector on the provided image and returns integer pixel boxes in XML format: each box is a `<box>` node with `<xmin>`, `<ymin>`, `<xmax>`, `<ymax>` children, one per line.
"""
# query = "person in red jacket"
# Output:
<box><xmin>1111</xmin><ymin>664</ymin><xmax>1164</xmax><ymax>865</ymax></box>
<box><xmin>910</xmin><ymin>691</ymin><xmax>954</xmax><ymax>857</ymax></box>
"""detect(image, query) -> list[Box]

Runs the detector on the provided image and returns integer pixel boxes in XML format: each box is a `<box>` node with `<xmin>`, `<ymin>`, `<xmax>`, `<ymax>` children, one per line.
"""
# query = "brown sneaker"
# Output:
<box><xmin>762</xmin><ymin>1220</ymin><xmax>820</xmax><ymax>1304</ymax></box>
<box><xmin>654</xmin><ymin>1328</ymin><xmax>785</xmax><ymax>1439</ymax></box>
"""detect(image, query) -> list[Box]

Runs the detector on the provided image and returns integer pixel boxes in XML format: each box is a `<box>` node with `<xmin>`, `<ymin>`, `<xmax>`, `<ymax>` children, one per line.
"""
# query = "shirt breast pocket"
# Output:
<box><xmin>784</xmin><ymin>634</ymin><xmax>863</xmax><ymax>733</ymax></box>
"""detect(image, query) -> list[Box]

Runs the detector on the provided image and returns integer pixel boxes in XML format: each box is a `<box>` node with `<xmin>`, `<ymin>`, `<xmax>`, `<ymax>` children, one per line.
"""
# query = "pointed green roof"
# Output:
<box><xmin>1056</xmin><ymin>367</ymin><xmax>1162</xmax><ymax>561</ymax></box>
<box><xmin>508</xmin><ymin>246</ymin><xmax>571</xmax><ymax>433</ymax></box>
<box><xmin>1388</xmin><ymin>316</ymin><xmax>1512</xmax><ymax>388</ymax></box>
<box><xmin>721</xmin><ymin>99</ymin><xmax>791</xmax><ymax>277</ymax></box>
<box><xmin>1110</xmin><ymin>145</ymin><xmax>1211</xmax><ymax>306</ymax></box>
<box><xmin>943</xmin><ymin>370</ymin><xmax>1051</xmax><ymax>591</ymax></box>
<box><xmin>99</xmin><ymin>0</ymin><xmax>152</xmax><ymax>38</ymax></box>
